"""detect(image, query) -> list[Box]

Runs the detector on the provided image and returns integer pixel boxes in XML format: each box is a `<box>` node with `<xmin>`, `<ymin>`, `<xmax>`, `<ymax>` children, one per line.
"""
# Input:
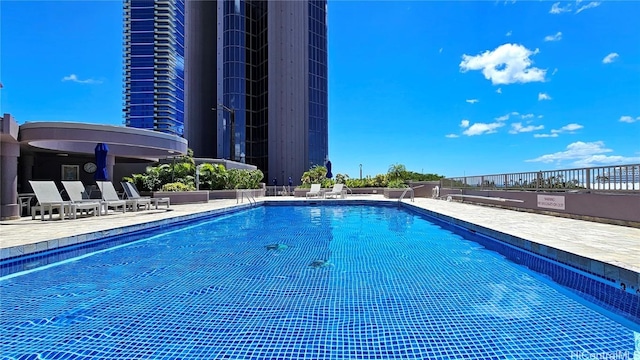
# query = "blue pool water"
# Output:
<box><xmin>1</xmin><ymin>205</ymin><xmax>637</xmax><ymax>359</ymax></box>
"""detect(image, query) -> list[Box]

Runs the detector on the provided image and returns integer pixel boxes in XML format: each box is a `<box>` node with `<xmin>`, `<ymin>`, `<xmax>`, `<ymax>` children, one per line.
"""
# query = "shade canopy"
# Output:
<box><xmin>94</xmin><ymin>143</ymin><xmax>109</xmax><ymax>181</ymax></box>
<box><xmin>20</xmin><ymin>122</ymin><xmax>188</xmax><ymax>161</ymax></box>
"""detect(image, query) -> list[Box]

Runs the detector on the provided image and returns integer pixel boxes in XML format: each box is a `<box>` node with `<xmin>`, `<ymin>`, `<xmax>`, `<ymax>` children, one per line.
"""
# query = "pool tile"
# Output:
<box><xmin>35</xmin><ymin>241</ymin><xmax>48</xmax><ymax>253</ymax></box>
<box><xmin>22</xmin><ymin>243</ymin><xmax>36</xmax><ymax>255</ymax></box>
<box><xmin>604</xmin><ymin>264</ymin><xmax>621</xmax><ymax>281</ymax></box>
<box><xmin>590</xmin><ymin>261</ymin><xmax>605</xmax><ymax>277</ymax></box>
<box><xmin>47</xmin><ymin>239</ymin><xmax>59</xmax><ymax>250</ymax></box>
<box><xmin>1</xmin><ymin>204</ymin><xmax>635</xmax><ymax>360</ymax></box>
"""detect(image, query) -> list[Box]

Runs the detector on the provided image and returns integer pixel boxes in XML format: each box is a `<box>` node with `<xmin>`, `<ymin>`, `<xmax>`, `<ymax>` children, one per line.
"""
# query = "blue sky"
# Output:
<box><xmin>1</xmin><ymin>1</ymin><xmax>638</xmax><ymax>178</ymax></box>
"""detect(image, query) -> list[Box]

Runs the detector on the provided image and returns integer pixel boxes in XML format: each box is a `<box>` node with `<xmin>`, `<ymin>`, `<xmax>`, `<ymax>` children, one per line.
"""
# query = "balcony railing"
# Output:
<box><xmin>441</xmin><ymin>164</ymin><xmax>640</xmax><ymax>193</ymax></box>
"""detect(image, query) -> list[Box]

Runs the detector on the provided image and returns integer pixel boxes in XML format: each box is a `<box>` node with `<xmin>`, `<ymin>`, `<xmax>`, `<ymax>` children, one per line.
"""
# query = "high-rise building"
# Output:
<box><xmin>123</xmin><ymin>0</ymin><xmax>185</xmax><ymax>136</ymax></box>
<box><xmin>126</xmin><ymin>0</ymin><xmax>328</xmax><ymax>184</ymax></box>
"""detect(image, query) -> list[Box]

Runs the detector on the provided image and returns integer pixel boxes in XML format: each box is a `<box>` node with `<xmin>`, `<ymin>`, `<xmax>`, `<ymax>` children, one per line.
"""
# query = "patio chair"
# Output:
<box><xmin>62</xmin><ymin>181</ymin><xmax>126</xmax><ymax>215</ymax></box>
<box><xmin>306</xmin><ymin>183</ymin><xmax>323</xmax><ymax>199</ymax></box>
<box><xmin>29</xmin><ymin>181</ymin><xmax>100</xmax><ymax>220</ymax></box>
<box><xmin>121</xmin><ymin>182</ymin><xmax>170</xmax><ymax>209</ymax></box>
<box><xmin>97</xmin><ymin>181</ymin><xmax>150</xmax><ymax>212</ymax></box>
<box><xmin>324</xmin><ymin>184</ymin><xmax>345</xmax><ymax>199</ymax></box>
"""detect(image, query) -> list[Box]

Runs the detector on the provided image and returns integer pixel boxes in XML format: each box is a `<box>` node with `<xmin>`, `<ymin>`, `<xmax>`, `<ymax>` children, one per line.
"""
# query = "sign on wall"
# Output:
<box><xmin>537</xmin><ymin>195</ymin><xmax>566</xmax><ymax>210</ymax></box>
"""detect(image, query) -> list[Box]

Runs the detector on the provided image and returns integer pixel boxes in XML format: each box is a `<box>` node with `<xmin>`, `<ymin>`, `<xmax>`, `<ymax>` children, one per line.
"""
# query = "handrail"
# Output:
<box><xmin>398</xmin><ymin>185</ymin><xmax>425</xmax><ymax>203</ymax></box>
<box><xmin>246</xmin><ymin>191</ymin><xmax>256</xmax><ymax>206</ymax></box>
<box><xmin>236</xmin><ymin>189</ymin><xmax>256</xmax><ymax>206</ymax></box>
<box><xmin>398</xmin><ymin>188</ymin><xmax>412</xmax><ymax>203</ymax></box>
<box><xmin>343</xmin><ymin>184</ymin><xmax>353</xmax><ymax>196</ymax></box>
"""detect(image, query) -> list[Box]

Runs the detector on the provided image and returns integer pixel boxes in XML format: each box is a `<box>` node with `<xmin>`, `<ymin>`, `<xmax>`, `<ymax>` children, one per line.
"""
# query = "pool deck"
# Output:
<box><xmin>1</xmin><ymin>195</ymin><xmax>639</xmax><ymax>287</ymax></box>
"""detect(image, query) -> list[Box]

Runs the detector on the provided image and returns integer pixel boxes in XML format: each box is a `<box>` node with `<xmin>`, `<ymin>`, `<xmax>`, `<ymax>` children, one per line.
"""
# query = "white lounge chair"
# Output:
<box><xmin>97</xmin><ymin>181</ymin><xmax>150</xmax><ymax>212</ymax></box>
<box><xmin>324</xmin><ymin>183</ymin><xmax>345</xmax><ymax>199</ymax></box>
<box><xmin>306</xmin><ymin>183</ymin><xmax>323</xmax><ymax>198</ymax></box>
<box><xmin>62</xmin><ymin>181</ymin><xmax>126</xmax><ymax>215</ymax></box>
<box><xmin>29</xmin><ymin>181</ymin><xmax>100</xmax><ymax>220</ymax></box>
<box><xmin>121</xmin><ymin>182</ymin><xmax>170</xmax><ymax>209</ymax></box>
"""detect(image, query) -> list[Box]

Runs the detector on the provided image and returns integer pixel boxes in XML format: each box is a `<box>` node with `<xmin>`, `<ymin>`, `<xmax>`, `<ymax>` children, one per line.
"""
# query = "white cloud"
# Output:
<box><xmin>538</xmin><ymin>115</ymin><xmax>544</xmax><ymax>118</ymax></box>
<box><xmin>573</xmin><ymin>155</ymin><xmax>640</xmax><ymax>167</ymax></box>
<box><xmin>551</xmin><ymin>68</ymin><xmax>558</xmax><ymax>76</ymax></box>
<box><xmin>602</xmin><ymin>53</ymin><xmax>619</xmax><ymax>64</ymax></box>
<box><xmin>496</xmin><ymin>88</ymin><xmax>502</xmax><ymax>94</ymax></box>
<box><xmin>506</xmin><ymin>30</ymin><xmax>512</xmax><ymax>37</ymax></box>
<box><xmin>459</xmin><ymin>43</ymin><xmax>547</xmax><ymax>85</ymax></box>
<box><xmin>527</xmin><ymin>141</ymin><xmax>610</xmax><ymax>163</ymax></box>
<box><xmin>550</xmin><ymin>1</ymin><xmax>599</xmax><ymax>14</ymax></box>
<box><xmin>544</xmin><ymin>32</ymin><xmax>563</xmax><ymax>42</ymax></box>
<box><xmin>62</xmin><ymin>74</ymin><xmax>101</xmax><ymax>84</ymax></box>
<box><xmin>445</xmin><ymin>134</ymin><xmax>459</xmax><ymax>138</ymax></box>
<box><xmin>462</xmin><ymin>122</ymin><xmax>505</xmax><ymax>136</ymax></box>
<box><xmin>576</xmin><ymin>1</ymin><xmax>600</xmax><ymax>13</ymax></box>
<box><xmin>552</xmin><ymin>123</ymin><xmax>583</xmax><ymax>133</ymax></box>
<box><xmin>439</xmin><ymin>48</ymin><xmax>443</xmax><ymax>54</ymax></box>
<box><xmin>495</xmin><ymin>111</ymin><xmax>535</xmax><ymax>122</ymax></box>
<box><xmin>466</xmin><ymin>99</ymin><xmax>479</xmax><ymax>104</ymax></box>
<box><xmin>460</xmin><ymin>119</ymin><xmax>470</xmax><ymax>128</ymax></box>
<box><xmin>534</xmin><ymin>123</ymin><xmax>583</xmax><ymax>137</ymax></box>
<box><xmin>527</xmin><ymin>141</ymin><xmax>640</xmax><ymax>166</ymax></box>
<box><xmin>550</xmin><ymin>2</ymin><xmax>571</xmax><ymax>14</ymax></box>
<box><xmin>619</xmin><ymin>115</ymin><xmax>639</xmax><ymax>123</ymax></box>
<box><xmin>538</xmin><ymin>92</ymin><xmax>552</xmax><ymax>101</ymax></box>
<box><xmin>534</xmin><ymin>133</ymin><xmax>558</xmax><ymax>138</ymax></box>
<box><xmin>509</xmin><ymin>122</ymin><xmax>544</xmax><ymax>134</ymax></box>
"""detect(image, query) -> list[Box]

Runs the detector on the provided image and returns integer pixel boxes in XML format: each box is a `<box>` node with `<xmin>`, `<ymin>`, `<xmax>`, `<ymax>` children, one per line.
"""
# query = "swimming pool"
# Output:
<box><xmin>1</xmin><ymin>205</ymin><xmax>638</xmax><ymax>359</ymax></box>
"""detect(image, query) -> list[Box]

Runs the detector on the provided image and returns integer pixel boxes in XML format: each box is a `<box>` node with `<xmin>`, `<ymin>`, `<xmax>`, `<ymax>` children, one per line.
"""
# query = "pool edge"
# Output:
<box><xmin>2</xmin><ymin>199</ymin><xmax>638</xmax><ymax>323</ymax></box>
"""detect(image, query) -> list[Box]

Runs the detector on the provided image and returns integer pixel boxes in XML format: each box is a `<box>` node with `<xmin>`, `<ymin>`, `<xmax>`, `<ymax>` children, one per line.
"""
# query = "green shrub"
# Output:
<box><xmin>161</xmin><ymin>182</ymin><xmax>195</xmax><ymax>192</ymax></box>
<box><xmin>387</xmin><ymin>179</ymin><xmax>407</xmax><ymax>188</ymax></box>
<box><xmin>198</xmin><ymin>163</ymin><xmax>228</xmax><ymax>190</ymax></box>
<box><xmin>225</xmin><ymin>169</ymin><xmax>264</xmax><ymax>189</ymax></box>
<box><xmin>123</xmin><ymin>148</ymin><xmax>264</xmax><ymax>192</ymax></box>
<box><xmin>301</xmin><ymin>165</ymin><xmax>328</xmax><ymax>185</ymax></box>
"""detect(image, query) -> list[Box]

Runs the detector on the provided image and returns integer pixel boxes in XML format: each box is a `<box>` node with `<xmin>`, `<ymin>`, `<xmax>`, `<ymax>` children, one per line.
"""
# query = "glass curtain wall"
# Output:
<box><xmin>223</xmin><ymin>0</ymin><xmax>247</xmax><ymax>160</ymax></box>
<box><xmin>124</xmin><ymin>0</ymin><xmax>185</xmax><ymax>137</ymax></box>
<box><xmin>245</xmin><ymin>1</ymin><xmax>269</xmax><ymax>173</ymax></box>
<box><xmin>308</xmin><ymin>0</ymin><xmax>329</xmax><ymax>166</ymax></box>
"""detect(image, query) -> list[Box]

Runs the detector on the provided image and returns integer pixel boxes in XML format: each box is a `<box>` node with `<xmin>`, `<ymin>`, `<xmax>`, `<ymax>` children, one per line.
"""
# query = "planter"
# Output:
<box><xmin>206</xmin><ymin>189</ymin><xmax>238</xmax><ymax>200</ymax></box>
<box><xmin>151</xmin><ymin>191</ymin><xmax>209</xmax><ymax>204</ymax></box>
<box><xmin>383</xmin><ymin>188</ymin><xmax>408</xmax><ymax>199</ymax></box>
<box><xmin>206</xmin><ymin>189</ymin><xmax>265</xmax><ymax>200</ymax></box>
<box><xmin>348</xmin><ymin>187</ymin><xmax>385</xmax><ymax>195</ymax></box>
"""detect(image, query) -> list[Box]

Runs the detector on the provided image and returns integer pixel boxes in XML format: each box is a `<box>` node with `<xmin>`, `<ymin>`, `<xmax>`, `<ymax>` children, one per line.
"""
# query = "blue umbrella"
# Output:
<box><xmin>94</xmin><ymin>143</ymin><xmax>109</xmax><ymax>181</ymax></box>
<box><xmin>325</xmin><ymin>160</ymin><xmax>333</xmax><ymax>179</ymax></box>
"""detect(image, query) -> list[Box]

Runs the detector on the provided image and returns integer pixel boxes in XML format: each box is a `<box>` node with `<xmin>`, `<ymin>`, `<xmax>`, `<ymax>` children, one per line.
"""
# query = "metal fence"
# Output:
<box><xmin>441</xmin><ymin>164</ymin><xmax>640</xmax><ymax>192</ymax></box>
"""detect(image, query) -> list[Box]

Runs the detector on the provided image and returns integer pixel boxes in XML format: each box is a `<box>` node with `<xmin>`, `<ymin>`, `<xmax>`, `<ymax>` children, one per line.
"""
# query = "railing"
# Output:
<box><xmin>236</xmin><ymin>189</ymin><xmax>256</xmax><ymax>206</ymax></box>
<box><xmin>441</xmin><ymin>164</ymin><xmax>640</xmax><ymax>193</ymax></box>
<box><xmin>265</xmin><ymin>186</ymin><xmax>293</xmax><ymax>196</ymax></box>
<box><xmin>399</xmin><ymin>185</ymin><xmax>425</xmax><ymax>203</ymax></box>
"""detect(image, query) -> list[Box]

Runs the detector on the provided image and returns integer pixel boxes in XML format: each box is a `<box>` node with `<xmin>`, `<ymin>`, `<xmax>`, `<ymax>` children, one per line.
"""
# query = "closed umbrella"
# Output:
<box><xmin>94</xmin><ymin>143</ymin><xmax>109</xmax><ymax>181</ymax></box>
<box><xmin>325</xmin><ymin>160</ymin><xmax>333</xmax><ymax>179</ymax></box>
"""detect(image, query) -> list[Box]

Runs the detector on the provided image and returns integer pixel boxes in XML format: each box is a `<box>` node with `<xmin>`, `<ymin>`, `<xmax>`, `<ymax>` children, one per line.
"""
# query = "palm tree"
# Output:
<box><xmin>387</xmin><ymin>163</ymin><xmax>407</xmax><ymax>181</ymax></box>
